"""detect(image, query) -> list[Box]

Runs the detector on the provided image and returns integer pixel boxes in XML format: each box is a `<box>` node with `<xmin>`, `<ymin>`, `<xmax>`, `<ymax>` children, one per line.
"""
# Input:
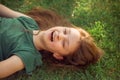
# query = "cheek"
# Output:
<box><xmin>51</xmin><ymin>43</ymin><xmax>60</xmax><ymax>48</ymax></box>
<box><xmin>51</xmin><ymin>42</ymin><xmax>62</xmax><ymax>51</ymax></box>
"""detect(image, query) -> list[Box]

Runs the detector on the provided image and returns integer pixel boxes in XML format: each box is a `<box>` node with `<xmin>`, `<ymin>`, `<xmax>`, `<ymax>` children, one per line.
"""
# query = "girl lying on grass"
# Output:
<box><xmin>0</xmin><ymin>4</ymin><xmax>104</xmax><ymax>78</ymax></box>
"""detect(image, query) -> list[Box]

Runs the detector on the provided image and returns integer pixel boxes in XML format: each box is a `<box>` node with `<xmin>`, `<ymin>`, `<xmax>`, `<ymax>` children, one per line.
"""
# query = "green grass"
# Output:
<box><xmin>1</xmin><ymin>0</ymin><xmax>120</xmax><ymax>80</ymax></box>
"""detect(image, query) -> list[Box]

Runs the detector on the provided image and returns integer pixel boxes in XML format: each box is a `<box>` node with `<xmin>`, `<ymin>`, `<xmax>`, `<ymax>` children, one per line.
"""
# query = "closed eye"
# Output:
<box><xmin>63</xmin><ymin>28</ymin><xmax>67</xmax><ymax>48</ymax></box>
<box><xmin>63</xmin><ymin>39</ymin><xmax>65</xmax><ymax>48</ymax></box>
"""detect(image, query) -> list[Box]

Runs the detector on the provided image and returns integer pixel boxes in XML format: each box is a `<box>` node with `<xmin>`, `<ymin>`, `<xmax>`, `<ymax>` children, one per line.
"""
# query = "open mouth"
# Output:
<box><xmin>51</xmin><ymin>31</ymin><xmax>54</xmax><ymax>42</ymax></box>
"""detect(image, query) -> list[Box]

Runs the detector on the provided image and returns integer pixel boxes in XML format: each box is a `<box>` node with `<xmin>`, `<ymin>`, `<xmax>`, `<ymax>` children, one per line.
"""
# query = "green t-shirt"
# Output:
<box><xmin>0</xmin><ymin>16</ymin><xmax>42</xmax><ymax>74</ymax></box>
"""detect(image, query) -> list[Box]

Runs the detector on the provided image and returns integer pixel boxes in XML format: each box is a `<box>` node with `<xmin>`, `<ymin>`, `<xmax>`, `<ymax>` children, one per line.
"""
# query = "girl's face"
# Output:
<box><xmin>40</xmin><ymin>26</ymin><xmax>80</xmax><ymax>60</ymax></box>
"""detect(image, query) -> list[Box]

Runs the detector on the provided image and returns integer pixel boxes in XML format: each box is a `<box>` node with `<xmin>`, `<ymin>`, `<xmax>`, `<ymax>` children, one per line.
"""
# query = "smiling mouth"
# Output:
<box><xmin>51</xmin><ymin>31</ymin><xmax>54</xmax><ymax>42</ymax></box>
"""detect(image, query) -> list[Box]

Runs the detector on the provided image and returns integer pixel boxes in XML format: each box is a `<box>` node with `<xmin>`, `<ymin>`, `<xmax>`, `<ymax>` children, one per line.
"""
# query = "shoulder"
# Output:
<box><xmin>17</xmin><ymin>16</ymin><xmax>39</xmax><ymax>29</ymax></box>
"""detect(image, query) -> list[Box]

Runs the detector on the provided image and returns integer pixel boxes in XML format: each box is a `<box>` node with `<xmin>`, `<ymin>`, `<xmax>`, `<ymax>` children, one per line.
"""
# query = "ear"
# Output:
<box><xmin>53</xmin><ymin>53</ymin><xmax>63</xmax><ymax>60</ymax></box>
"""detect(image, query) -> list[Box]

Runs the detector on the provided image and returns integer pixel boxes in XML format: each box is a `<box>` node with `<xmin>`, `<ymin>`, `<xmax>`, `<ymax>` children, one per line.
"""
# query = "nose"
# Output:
<box><xmin>55</xmin><ymin>31</ymin><xmax>66</xmax><ymax>41</ymax></box>
<box><xmin>58</xmin><ymin>33</ymin><xmax>64</xmax><ymax>40</ymax></box>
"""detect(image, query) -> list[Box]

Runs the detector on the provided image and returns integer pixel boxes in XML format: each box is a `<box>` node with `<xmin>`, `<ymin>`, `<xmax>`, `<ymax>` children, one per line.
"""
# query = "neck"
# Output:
<box><xmin>33</xmin><ymin>30</ymin><xmax>43</xmax><ymax>50</ymax></box>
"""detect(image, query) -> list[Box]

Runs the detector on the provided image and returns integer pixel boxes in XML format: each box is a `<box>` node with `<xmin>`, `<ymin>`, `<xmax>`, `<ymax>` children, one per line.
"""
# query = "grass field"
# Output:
<box><xmin>1</xmin><ymin>0</ymin><xmax>120</xmax><ymax>80</ymax></box>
